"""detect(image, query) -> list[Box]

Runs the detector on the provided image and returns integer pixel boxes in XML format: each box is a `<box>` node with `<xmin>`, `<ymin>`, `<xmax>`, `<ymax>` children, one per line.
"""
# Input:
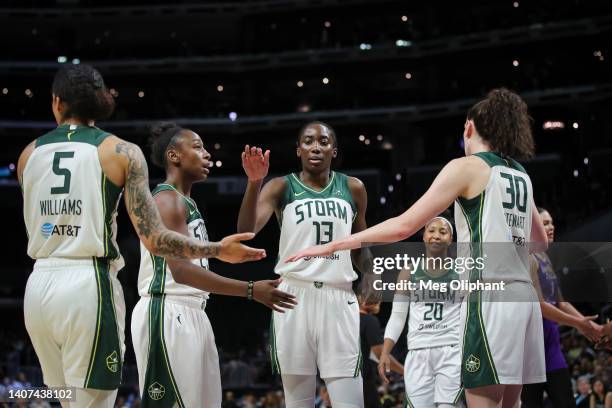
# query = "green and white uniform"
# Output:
<box><xmin>385</xmin><ymin>267</ymin><xmax>465</xmax><ymax>407</ymax></box>
<box><xmin>454</xmin><ymin>152</ymin><xmax>545</xmax><ymax>388</ymax></box>
<box><xmin>131</xmin><ymin>184</ymin><xmax>221</xmax><ymax>408</ymax></box>
<box><xmin>271</xmin><ymin>172</ymin><xmax>362</xmax><ymax>379</ymax></box>
<box><xmin>22</xmin><ymin>124</ymin><xmax>125</xmax><ymax>391</ymax></box>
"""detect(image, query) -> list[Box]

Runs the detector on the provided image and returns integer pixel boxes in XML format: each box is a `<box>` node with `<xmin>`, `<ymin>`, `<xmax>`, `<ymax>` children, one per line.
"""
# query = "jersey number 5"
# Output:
<box><xmin>51</xmin><ymin>151</ymin><xmax>75</xmax><ymax>194</ymax></box>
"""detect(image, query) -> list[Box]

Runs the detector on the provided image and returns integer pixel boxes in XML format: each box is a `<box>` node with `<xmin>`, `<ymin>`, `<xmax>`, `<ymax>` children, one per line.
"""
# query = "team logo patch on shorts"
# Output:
<box><xmin>106</xmin><ymin>350</ymin><xmax>119</xmax><ymax>373</ymax></box>
<box><xmin>465</xmin><ymin>354</ymin><xmax>480</xmax><ymax>373</ymax></box>
<box><xmin>148</xmin><ymin>382</ymin><xmax>166</xmax><ymax>400</ymax></box>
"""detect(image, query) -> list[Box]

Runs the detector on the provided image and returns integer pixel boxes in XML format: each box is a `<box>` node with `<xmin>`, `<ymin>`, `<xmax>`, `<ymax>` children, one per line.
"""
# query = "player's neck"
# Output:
<box><xmin>299</xmin><ymin>169</ymin><xmax>331</xmax><ymax>189</ymax></box>
<box><xmin>164</xmin><ymin>173</ymin><xmax>192</xmax><ymax>197</ymax></box>
<box><xmin>59</xmin><ymin>118</ymin><xmax>94</xmax><ymax>127</ymax></box>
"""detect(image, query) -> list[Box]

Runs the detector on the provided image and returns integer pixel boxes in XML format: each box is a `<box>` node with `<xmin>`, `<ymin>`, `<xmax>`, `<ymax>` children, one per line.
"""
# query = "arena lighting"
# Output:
<box><xmin>229</xmin><ymin>112</ymin><xmax>238</xmax><ymax>121</ymax></box>
<box><xmin>322</xmin><ymin>77</ymin><xmax>330</xmax><ymax>85</ymax></box>
<box><xmin>358</xmin><ymin>135</ymin><xmax>365</xmax><ymax>142</ymax></box>
<box><xmin>217</xmin><ymin>85</ymin><xmax>224</xmax><ymax>92</ymax></box>
<box><xmin>72</xmin><ymin>58</ymin><xmax>80</xmax><ymax>64</ymax></box>
<box><xmin>296</xmin><ymin>80</ymin><xmax>304</xmax><ymax>87</ymax></box>
<box><xmin>2</xmin><ymin>88</ymin><xmax>7</xmax><ymax>95</ymax></box>
<box><xmin>584</xmin><ymin>157</ymin><xmax>589</xmax><ymax>165</ymax></box>
<box><xmin>297</xmin><ymin>103</ymin><xmax>311</xmax><ymax>112</ymax></box>
<box><xmin>542</xmin><ymin>121</ymin><xmax>565</xmax><ymax>130</ymax></box>
<box><xmin>395</xmin><ymin>39</ymin><xmax>412</xmax><ymax>47</ymax></box>
<box><xmin>405</xmin><ymin>72</ymin><xmax>412</xmax><ymax>79</ymax></box>
<box><xmin>359</xmin><ymin>43</ymin><xmax>372</xmax><ymax>50</ymax></box>
<box><xmin>57</xmin><ymin>56</ymin><xmax>67</xmax><ymax>63</ymax></box>
<box><xmin>573</xmin><ymin>122</ymin><xmax>579</xmax><ymax>129</ymax></box>
<box><xmin>380</xmin><ymin>197</ymin><xmax>386</xmax><ymax>204</ymax></box>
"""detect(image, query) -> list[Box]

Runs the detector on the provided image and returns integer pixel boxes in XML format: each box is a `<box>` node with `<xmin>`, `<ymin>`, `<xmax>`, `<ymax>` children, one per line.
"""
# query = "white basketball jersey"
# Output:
<box><xmin>22</xmin><ymin>124</ymin><xmax>124</xmax><ymax>269</ymax></box>
<box><xmin>274</xmin><ymin>172</ymin><xmax>357</xmax><ymax>284</ymax></box>
<box><xmin>137</xmin><ymin>184</ymin><xmax>209</xmax><ymax>298</ymax></box>
<box><xmin>454</xmin><ymin>152</ymin><xmax>533</xmax><ymax>283</ymax></box>
<box><xmin>407</xmin><ymin>267</ymin><xmax>464</xmax><ymax>349</ymax></box>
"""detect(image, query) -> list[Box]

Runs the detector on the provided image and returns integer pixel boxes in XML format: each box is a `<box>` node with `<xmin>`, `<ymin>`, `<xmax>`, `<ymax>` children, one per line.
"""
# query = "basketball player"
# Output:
<box><xmin>521</xmin><ymin>208</ymin><xmax>602</xmax><ymax>408</ymax></box>
<box><xmin>288</xmin><ymin>88</ymin><xmax>550</xmax><ymax>407</ymax></box>
<box><xmin>131</xmin><ymin>122</ymin><xmax>297</xmax><ymax>407</ymax></box>
<box><xmin>237</xmin><ymin>121</ymin><xmax>370</xmax><ymax>407</ymax></box>
<box><xmin>379</xmin><ymin>217</ymin><xmax>465</xmax><ymax>408</ymax></box>
<box><xmin>18</xmin><ymin>65</ymin><xmax>264</xmax><ymax>407</ymax></box>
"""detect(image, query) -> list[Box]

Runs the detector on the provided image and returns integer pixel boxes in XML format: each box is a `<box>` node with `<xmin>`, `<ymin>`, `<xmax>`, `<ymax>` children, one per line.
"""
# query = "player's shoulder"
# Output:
<box><xmin>154</xmin><ymin>188</ymin><xmax>188</xmax><ymax>217</ymax></box>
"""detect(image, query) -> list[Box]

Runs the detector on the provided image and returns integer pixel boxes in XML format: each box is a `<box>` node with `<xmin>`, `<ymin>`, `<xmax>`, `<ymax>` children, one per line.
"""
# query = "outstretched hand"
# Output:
<box><xmin>217</xmin><ymin>232</ymin><xmax>266</xmax><ymax>264</ymax></box>
<box><xmin>253</xmin><ymin>278</ymin><xmax>298</xmax><ymax>313</ymax></box>
<box><xmin>285</xmin><ymin>243</ymin><xmax>335</xmax><ymax>263</ymax></box>
<box><xmin>241</xmin><ymin>145</ymin><xmax>270</xmax><ymax>181</ymax></box>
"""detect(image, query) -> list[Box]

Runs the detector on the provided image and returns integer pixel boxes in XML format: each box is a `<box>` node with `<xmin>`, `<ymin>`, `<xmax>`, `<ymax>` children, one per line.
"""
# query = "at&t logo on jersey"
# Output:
<box><xmin>40</xmin><ymin>223</ymin><xmax>82</xmax><ymax>239</ymax></box>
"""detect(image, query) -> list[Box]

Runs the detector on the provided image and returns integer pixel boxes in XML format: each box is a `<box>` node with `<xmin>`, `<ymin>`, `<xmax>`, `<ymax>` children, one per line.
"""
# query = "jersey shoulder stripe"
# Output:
<box><xmin>473</xmin><ymin>152</ymin><xmax>526</xmax><ymax>174</ymax></box>
<box><xmin>36</xmin><ymin>125</ymin><xmax>110</xmax><ymax>148</ymax></box>
<box><xmin>152</xmin><ymin>184</ymin><xmax>202</xmax><ymax>223</ymax></box>
<box><xmin>281</xmin><ymin>171</ymin><xmax>355</xmax><ymax>211</ymax></box>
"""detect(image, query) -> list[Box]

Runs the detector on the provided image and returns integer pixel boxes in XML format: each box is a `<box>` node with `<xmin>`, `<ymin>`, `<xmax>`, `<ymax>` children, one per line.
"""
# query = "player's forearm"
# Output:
<box><xmin>541</xmin><ymin>302</ymin><xmax>581</xmax><ymax>327</ymax></box>
<box><xmin>150</xmin><ymin>229</ymin><xmax>222</xmax><ymax>260</ymax></box>
<box><xmin>381</xmin><ymin>338</ymin><xmax>396</xmax><ymax>355</ymax></box>
<box><xmin>171</xmin><ymin>261</ymin><xmax>248</xmax><ymax>297</ymax></box>
<box><xmin>237</xmin><ymin>179</ymin><xmax>264</xmax><ymax>233</ymax></box>
<box><xmin>333</xmin><ymin>216</ymin><xmax>414</xmax><ymax>252</ymax></box>
<box><xmin>558</xmin><ymin>301</ymin><xmax>583</xmax><ymax>319</ymax></box>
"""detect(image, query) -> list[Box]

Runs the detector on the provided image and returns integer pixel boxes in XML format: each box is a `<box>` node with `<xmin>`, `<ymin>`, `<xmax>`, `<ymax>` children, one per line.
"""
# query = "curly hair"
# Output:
<box><xmin>467</xmin><ymin>88</ymin><xmax>534</xmax><ymax>159</ymax></box>
<box><xmin>148</xmin><ymin>122</ymin><xmax>185</xmax><ymax>168</ymax></box>
<box><xmin>51</xmin><ymin>64</ymin><xmax>115</xmax><ymax>122</ymax></box>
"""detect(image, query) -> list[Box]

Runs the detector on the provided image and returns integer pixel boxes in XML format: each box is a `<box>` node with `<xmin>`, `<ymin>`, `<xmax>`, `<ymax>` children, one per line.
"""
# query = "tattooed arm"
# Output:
<box><xmin>98</xmin><ymin>136</ymin><xmax>265</xmax><ymax>263</ymax></box>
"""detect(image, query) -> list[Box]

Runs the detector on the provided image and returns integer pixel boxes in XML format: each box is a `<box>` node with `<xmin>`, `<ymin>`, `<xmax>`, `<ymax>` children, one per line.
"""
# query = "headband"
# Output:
<box><xmin>425</xmin><ymin>216</ymin><xmax>454</xmax><ymax>237</ymax></box>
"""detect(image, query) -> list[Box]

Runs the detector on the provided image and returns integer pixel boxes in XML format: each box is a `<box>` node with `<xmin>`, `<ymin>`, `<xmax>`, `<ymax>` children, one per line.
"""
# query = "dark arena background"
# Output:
<box><xmin>1</xmin><ymin>0</ymin><xmax>611</xmax><ymax>407</ymax></box>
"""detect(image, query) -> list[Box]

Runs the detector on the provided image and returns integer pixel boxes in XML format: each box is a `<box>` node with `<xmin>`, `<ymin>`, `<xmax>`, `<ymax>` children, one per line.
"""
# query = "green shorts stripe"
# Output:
<box><xmin>269</xmin><ymin>314</ymin><xmax>281</xmax><ymax>375</ymax></box>
<box><xmin>353</xmin><ymin>349</ymin><xmax>363</xmax><ymax>377</ymax></box>
<box><xmin>461</xmin><ymin>292</ymin><xmax>499</xmax><ymax>388</ymax></box>
<box><xmin>142</xmin><ymin>294</ymin><xmax>185</xmax><ymax>408</ymax></box>
<box><xmin>84</xmin><ymin>258</ymin><xmax>122</xmax><ymax>389</ymax></box>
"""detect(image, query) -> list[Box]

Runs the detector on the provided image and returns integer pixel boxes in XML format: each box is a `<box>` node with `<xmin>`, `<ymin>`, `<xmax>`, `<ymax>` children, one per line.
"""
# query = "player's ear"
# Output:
<box><xmin>166</xmin><ymin>148</ymin><xmax>180</xmax><ymax>165</ymax></box>
<box><xmin>464</xmin><ymin>119</ymin><xmax>474</xmax><ymax>139</ymax></box>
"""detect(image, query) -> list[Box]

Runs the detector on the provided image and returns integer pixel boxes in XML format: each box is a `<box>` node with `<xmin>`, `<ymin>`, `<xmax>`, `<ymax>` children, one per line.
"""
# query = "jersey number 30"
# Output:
<box><xmin>500</xmin><ymin>172</ymin><xmax>527</xmax><ymax>213</ymax></box>
<box><xmin>51</xmin><ymin>151</ymin><xmax>75</xmax><ymax>194</ymax></box>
